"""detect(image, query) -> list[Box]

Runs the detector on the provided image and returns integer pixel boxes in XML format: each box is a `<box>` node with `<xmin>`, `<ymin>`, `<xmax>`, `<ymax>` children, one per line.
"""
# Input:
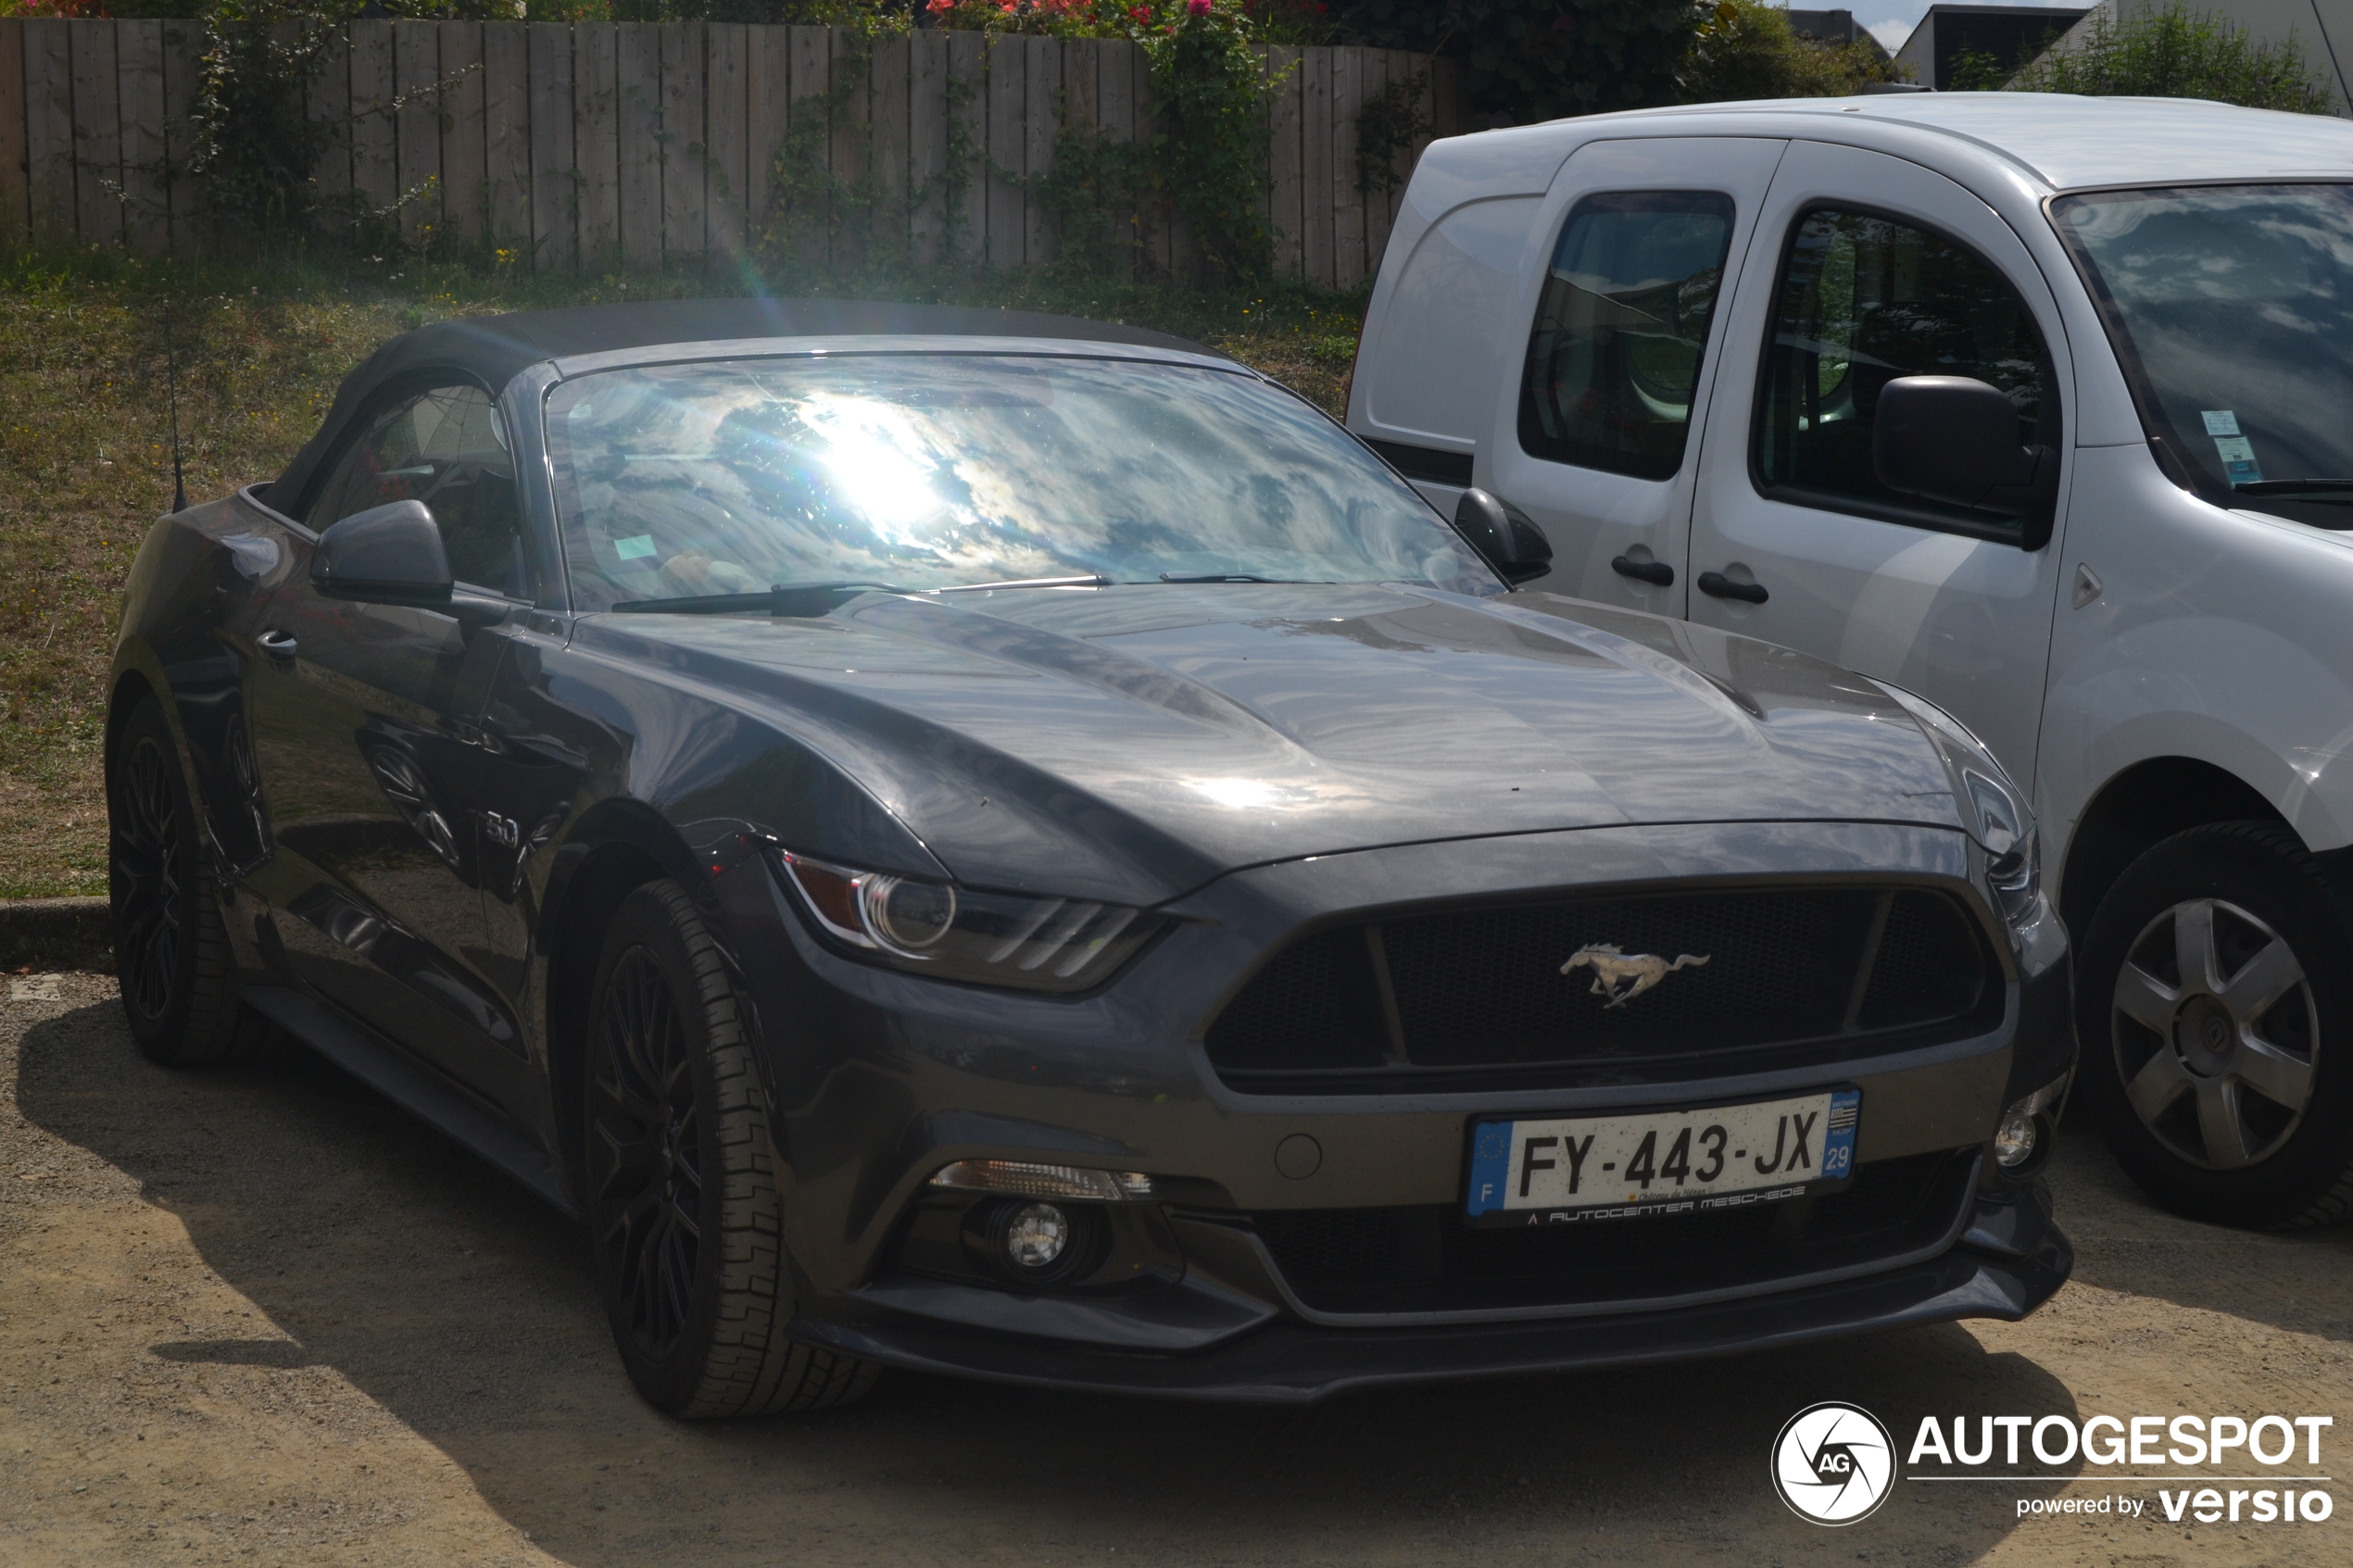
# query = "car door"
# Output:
<box><xmin>240</xmin><ymin>379</ymin><xmax>537</xmax><ymax>1106</ymax></box>
<box><xmin>1482</xmin><ymin>137</ymin><xmax>1787</xmax><ymax>616</ymax></box>
<box><xmin>1683</xmin><ymin>140</ymin><xmax>2073</xmax><ymax>784</ymax></box>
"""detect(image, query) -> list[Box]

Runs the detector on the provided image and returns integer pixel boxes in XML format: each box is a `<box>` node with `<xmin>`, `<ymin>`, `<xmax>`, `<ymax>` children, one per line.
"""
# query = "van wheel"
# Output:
<box><xmin>2075</xmin><ymin>822</ymin><xmax>2353</xmax><ymax>1227</ymax></box>
<box><xmin>584</xmin><ymin>880</ymin><xmax>879</xmax><ymax>1417</ymax></box>
<box><xmin>108</xmin><ymin>697</ymin><xmax>254</xmax><ymax>1066</ymax></box>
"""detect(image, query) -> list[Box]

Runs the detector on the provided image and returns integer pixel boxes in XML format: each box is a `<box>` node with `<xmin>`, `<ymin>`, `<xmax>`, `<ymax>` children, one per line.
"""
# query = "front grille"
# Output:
<box><xmin>1250</xmin><ymin>1150</ymin><xmax>1974</xmax><ymax>1316</ymax></box>
<box><xmin>1204</xmin><ymin>886</ymin><xmax>1999</xmax><ymax>1093</ymax></box>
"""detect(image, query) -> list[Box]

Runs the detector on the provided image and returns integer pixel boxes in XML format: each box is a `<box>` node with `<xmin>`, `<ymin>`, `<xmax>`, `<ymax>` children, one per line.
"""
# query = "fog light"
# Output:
<box><xmin>1994</xmin><ymin>1112</ymin><xmax>2037</xmax><ymax>1168</ymax></box>
<box><xmin>1002</xmin><ymin>1202</ymin><xmax>1070</xmax><ymax>1271</ymax></box>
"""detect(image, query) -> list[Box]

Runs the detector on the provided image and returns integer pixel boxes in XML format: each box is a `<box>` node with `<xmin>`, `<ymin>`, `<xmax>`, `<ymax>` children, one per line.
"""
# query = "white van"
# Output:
<box><xmin>1349</xmin><ymin>93</ymin><xmax>2353</xmax><ymax>1228</ymax></box>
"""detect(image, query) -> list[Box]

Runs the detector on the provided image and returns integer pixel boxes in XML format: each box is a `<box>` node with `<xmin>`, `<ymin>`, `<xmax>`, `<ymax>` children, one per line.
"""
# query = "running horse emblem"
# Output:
<box><xmin>1561</xmin><ymin>944</ymin><xmax>1712</xmax><ymax>1008</ymax></box>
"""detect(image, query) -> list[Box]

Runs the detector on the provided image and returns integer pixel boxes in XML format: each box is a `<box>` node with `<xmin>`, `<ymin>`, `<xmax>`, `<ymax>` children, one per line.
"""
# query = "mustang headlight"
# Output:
<box><xmin>773</xmin><ymin>850</ymin><xmax>1162</xmax><ymax>992</ymax></box>
<box><xmin>1876</xmin><ymin>684</ymin><xmax>2042</xmax><ymax>928</ymax></box>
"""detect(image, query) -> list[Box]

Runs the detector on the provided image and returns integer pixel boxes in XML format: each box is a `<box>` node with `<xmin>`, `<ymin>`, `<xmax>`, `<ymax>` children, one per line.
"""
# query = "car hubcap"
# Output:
<box><xmin>587</xmin><ymin>949</ymin><xmax>702</xmax><ymax>1361</ymax></box>
<box><xmin>110</xmin><ymin>734</ymin><xmax>184</xmax><ymax>1023</ymax></box>
<box><xmin>2111</xmin><ymin>897</ymin><xmax>2318</xmax><ymax>1170</ymax></box>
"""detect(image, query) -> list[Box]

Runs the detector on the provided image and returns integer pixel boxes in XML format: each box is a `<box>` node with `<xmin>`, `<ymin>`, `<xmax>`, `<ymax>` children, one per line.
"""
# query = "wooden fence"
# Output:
<box><xmin>0</xmin><ymin>19</ymin><xmax>1464</xmax><ymax>288</ymax></box>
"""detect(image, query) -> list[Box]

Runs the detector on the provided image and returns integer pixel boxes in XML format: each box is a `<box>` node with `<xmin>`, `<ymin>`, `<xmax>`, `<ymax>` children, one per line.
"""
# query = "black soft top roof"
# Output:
<box><xmin>270</xmin><ymin>296</ymin><xmax>1227</xmax><ymax>519</ymax></box>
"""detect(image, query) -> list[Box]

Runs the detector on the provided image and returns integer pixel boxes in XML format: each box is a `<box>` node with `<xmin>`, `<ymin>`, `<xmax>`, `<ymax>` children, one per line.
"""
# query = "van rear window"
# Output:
<box><xmin>1516</xmin><ymin>191</ymin><xmax>1735</xmax><ymax>482</ymax></box>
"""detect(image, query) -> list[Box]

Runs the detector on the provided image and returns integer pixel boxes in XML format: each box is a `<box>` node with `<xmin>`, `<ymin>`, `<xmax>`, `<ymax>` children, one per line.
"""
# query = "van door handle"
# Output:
<box><xmin>1696</xmin><ymin>571</ymin><xmax>1768</xmax><ymax>605</ymax></box>
<box><xmin>257</xmin><ymin>628</ymin><xmax>299</xmax><ymax>661</ymax></box>
<box><xmin>1610</xmin><ymin>555</ymin><xmax>1674</xmax><ymax>587</ymax></box>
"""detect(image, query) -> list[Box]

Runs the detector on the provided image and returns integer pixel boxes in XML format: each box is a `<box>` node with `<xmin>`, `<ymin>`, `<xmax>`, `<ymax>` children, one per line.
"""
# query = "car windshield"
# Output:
<box><xmin>544</xmin><ymin>354</ymin><xmax>1498</xmax><ymax>609</ymax></box>
<box><xmin>2051</xmin><ymin>183</ymin><xmax>2353</xmax><ymax>507</ymax></box>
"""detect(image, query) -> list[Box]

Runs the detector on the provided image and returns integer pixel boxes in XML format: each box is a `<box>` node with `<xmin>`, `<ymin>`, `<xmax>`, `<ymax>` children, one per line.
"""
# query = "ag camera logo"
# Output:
<box><xmin>1773</xmin><ymin>1402</ymin><xmax>1896</xmax><ymax>1524</ymax></box>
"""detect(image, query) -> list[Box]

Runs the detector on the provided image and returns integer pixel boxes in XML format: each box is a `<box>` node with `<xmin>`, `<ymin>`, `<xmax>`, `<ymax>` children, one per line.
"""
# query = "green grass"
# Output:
<box><xmin>0</xmin><ymin>245</ymin><xmax>1367</xmax><ymax>899</ymax></box>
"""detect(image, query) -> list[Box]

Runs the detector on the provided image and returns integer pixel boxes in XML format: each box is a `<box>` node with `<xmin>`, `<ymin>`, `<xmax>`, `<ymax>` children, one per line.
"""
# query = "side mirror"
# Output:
<box><xmin>1453</xmin><ymin>488</ymin><xmax>1554</xmax><ymax>585</ymax></box>
<box><xmin>1874</xmin><ymin>376</ymin><xmax>2055</xmax><ymax>519</ymax></box>
<box><xmin>311</xmin><ymin>500</ymin><xmax>453</xmax><ymax>604</ymax></box>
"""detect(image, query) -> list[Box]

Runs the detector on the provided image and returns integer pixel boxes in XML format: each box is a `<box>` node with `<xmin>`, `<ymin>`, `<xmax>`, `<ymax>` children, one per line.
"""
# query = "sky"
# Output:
<box><xmin>1853</xmin><ymin>0</ymin><xmax>2092</xmax><ymax>54</ymax></box>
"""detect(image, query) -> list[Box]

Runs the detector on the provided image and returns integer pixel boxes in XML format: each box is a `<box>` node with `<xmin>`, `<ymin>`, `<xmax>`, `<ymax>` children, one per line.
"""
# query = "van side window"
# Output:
<box><xmin>306</xmin><ymin>383</ymin><xmax>531</xmax><ymax>599</ymax></box>
<box><xmin>1517</xmin><ymin>191</ymin><xmax>1736</xmax><ymax>482</ymax></box>
<box><xmin>1755</xmin><ymin>207</ymin><xmax>2056</xmax><ymax>533</ymax></box>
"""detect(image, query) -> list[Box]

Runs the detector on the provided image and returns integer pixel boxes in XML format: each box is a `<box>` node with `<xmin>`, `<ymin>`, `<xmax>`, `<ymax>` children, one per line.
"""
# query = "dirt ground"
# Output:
<box><xmin>2</xmin><ymin>970</ymin><xmax>2348</xmax><ymax>1568</ymax></box>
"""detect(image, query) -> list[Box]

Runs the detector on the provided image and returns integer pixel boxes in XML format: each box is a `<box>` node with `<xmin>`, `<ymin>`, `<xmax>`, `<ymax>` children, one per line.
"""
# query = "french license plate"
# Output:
<box><xmin>1464</xmin><ymin>1089</ymin><xmax>1859</xmax><ymax>1225</ymax></box>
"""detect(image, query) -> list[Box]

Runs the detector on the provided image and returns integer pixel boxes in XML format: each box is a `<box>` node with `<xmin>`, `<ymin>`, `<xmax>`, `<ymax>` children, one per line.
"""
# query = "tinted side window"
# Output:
<box><xmin>307</xmin><ymin>383</ymin><xmax>530</xmax><ymax>598</ymax></box>
<box><xmin>1755</xmin><ymin>207</ymin><xmax>2055</xmax><ymax>533</ymax></box>
<box><xmin>1518</xmin><ymin>191</ymin><xmax>1736</xmax><ymax>481</ymax></box>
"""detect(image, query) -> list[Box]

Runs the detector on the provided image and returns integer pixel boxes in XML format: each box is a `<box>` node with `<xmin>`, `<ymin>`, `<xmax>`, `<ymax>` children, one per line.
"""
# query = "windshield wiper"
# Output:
<box><xmin>610</xmin><ymin>581</ymin><xmax>905</xmax><ymax>616</ymax></box>
<box><xmin>933</xmin><ymin>574</ymin><xmax>1112</xmax><ymax>592</ymax></box>
<box><xmin>2234</xmin><ymin>479</ymin><xmax>2353</xmax><ymax>502</ymax></box>
<box><xmin>1155</xmin><ymin>572</ymin><xmax>1316</xmax><ymax>583</ymax></box>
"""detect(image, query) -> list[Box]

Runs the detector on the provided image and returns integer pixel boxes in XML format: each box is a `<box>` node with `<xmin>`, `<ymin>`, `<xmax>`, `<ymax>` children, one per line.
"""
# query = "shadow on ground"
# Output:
<box><xmin>13</xmin><ymin>997</ymin><xmax>2097</xmax><ymax>1566</ymax></box>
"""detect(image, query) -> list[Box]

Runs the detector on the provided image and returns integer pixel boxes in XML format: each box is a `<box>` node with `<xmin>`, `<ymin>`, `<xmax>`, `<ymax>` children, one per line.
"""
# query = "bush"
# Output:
<box><xmin>2008</xmin><ymin>2</ymin><xmax>2338</xmax><ymax>111</ymax></box>
<box><xmin>1677</xmin><ymin>0</ymin><xmax>1902</xmax><ymax>102</ymax></box>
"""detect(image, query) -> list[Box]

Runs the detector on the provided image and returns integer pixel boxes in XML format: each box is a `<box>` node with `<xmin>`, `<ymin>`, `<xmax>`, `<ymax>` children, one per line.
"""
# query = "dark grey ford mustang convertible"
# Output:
<box><xmin>108</xmin><ymin>297</ymin><xmax>2074</xmax><ymax>1415</ymax></box>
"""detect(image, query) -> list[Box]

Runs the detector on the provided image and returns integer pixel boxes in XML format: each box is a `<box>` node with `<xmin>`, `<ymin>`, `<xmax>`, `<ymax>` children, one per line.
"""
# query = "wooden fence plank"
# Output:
<box><xmin>946</xmin><ymin>29</ymin><xmax>985</xmax><ymax>268</ymax></box>
<box><xmin>827</xmin><ymin>27</ymin><xmax>866</xmax><ymax>268</ymax></box>
<box><xmin>24</xmin><ymin>19</ymin><xmax>69</xmax><ymax>246</ymax></box>
<box><xmin>1431</xmin><ymin>56</ymin><xmax>1462</xmax><ymax>140</ymax></box>
<box><xmin>1062</xmin><ymin>38</ymin><xmax>1095</xmax><ymax>135</ymax></box>
<box><xmin>1020</xmin><ymin>33</ymin><xmax>1055</xmax><ymax>267</ymax></box>
<box><xmin>482</xmin><ymin>23</ymin><xmax>528</xmax><ymax>257</ymax></box>
<box><xmin>1331</xmin><ymin>46</ymin><xmax>1363</xmax><ymax>292</ymax></box>
<box><xmin>706</xmin><ymin>22</ymin><xmax>748</xmax><ymax>264</ymax></box>
<box><xmin>302</xmin><ymin>23</ymin><xmax>348</xmax><ymax>226</ymax></box>
<box><xmin>908</xmin><ymin>29</ymin><xmax>945</xmax><ymax>268</ymax></box>
<box><xmin>70</xmin><ymin>20</ymin><xmax>120</xmax><ymax>247</ymax></box>
<box><xmin>161</xmin><ymin>19</ymin><xmax>202</xmax><ymax>254</ymax></box>
<box><xmin>394</xmin><ymin>19</ymin><xmax>440</xmax><ymax>245</ymax></box>
<box><xmin>571</xmin><ymin>22</ymin><xmax>616</xmax><ymax>269</ymax></box>
<box><xmin>748</xmin><ymin>22</ymin><xmax>790</xmax><ymax>251</ymax></box>
<box><xmin>615</xmin><ymin>23</ymin><xmax>660</xmax><ymax>270</ymax></box>
<box><xmin>1133</xmin><ymin>41</ymin><xmax>1173</xmax><ymax>279</ymax></box>
<box><xmin>1267</xmin><ymin>43</ymin><xmax>1300</xmax><ymax>278</ymax></box>
<box><xmin>1361</xmin><ymin>49</ymin><xmax>1390</xmax><ymax>285</ymax></box>
<box><xmin>1092</xmin><ymin>37</ymin><xmax>1131</xmax><ymax>278</ymax></box>
<box><xmin>870</xmin><ymin>32</ymin><xmax>908</xmax><ymax>267</ymax></box>
<box><xmin>658</xmin><ymin>22</ymin><xmax>702</xmax><ymax>263</ymax></box>
<box><xmin>441</xmin><ymin>22</ymin><xmax>484</xmax><ymax>246</ymax></box>
<box><xmin>350</xmin><ymin>19</ymin><xmax>396</xmax><ymax>225</ymax></box>
<box><xmin>530</xmin><ymin>22</ymin><xmax>574</xmax><ymax>270</ymax></box>
<box><xmin>1300</xmin><ymin>46</ymin><xmax>1330</xmax><ymax>289</ymax></box>
<box><xmin>984</xmin><ymin>34</ymin><xmax>1021</xmax><ymax>270</ymax></box>
<box><xmin>116</xmin><ymin>20</ymin><xmax>165</xmax><ymax>252</ymax></box>
<box><xmin>787</xmin><ymin>24</ymin><xmax>829</xmax><ymax>270</ymax></box>
<box><xmin>0</xmin><ymin>22</ymin><xmax>26</xmax><ymax>250</ymax></box>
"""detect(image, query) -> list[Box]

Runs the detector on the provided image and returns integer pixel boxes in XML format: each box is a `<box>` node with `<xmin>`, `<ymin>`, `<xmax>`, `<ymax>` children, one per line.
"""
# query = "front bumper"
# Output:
<box><xmin>790</xmin><ymin>1179</ymin><xmax>2070</xmax><ymax>1403</ymax></box>
<box><xmin>709</xmin><ymin>817</ymin><xmax>2076</xmax><ymax>1399</ymax></box>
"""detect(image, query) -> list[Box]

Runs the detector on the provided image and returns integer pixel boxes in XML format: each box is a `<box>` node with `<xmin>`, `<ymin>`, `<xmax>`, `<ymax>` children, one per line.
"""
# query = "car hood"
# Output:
<box><xmin>580</xmin><ymin>583</ymin><xmax>1965</xmax><ymax>903</ymax></box>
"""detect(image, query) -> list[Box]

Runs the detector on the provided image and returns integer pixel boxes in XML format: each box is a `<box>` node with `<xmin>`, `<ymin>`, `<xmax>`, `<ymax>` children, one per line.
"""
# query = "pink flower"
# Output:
<box><xmin>1187</xmin><ymin>0</ymin><xmax>1212</xmax><ymax>14</ymax></box>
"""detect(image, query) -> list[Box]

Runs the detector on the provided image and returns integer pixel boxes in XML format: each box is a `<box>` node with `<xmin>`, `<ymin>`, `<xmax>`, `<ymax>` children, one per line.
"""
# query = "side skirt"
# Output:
<box><xmin>242</xmin><ymin>985</ymin><xmax>578</xmax><ymax>1220</ymax></box>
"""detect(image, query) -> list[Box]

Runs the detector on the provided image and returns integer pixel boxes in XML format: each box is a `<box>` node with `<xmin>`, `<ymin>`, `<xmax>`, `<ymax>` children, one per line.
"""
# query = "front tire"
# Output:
<box><xmin>2076</xmin><ymin>822</ymin><xmax>2353</xmax><ymax>1227</ymax></box>
<box><xmin>584</xmin><ymin>880</ymin><xmax>878</xmax><ymax>1417</ymax></box>
<box><xmin>108</xmin><ymin>697</ymin><xmax>250</xmax><ymax>1066</ymax></box>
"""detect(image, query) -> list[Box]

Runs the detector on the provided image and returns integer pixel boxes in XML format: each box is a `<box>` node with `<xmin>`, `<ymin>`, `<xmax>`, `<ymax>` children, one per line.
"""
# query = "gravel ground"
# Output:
<box><xmin>3</xmin><ymin>970</ymin><xmax>2348</xmax><ymax>1567</ymax></box>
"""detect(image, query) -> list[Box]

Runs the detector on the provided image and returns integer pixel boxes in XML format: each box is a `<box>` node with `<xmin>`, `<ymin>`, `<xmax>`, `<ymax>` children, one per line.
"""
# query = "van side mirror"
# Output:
<box><xmin>311</xmin><ymin>500</ymin><xmax>453</xmax><ymax>604</ymax></box>
<box><xmin>1453</xmin><ymin>488</ymin><xmax>1554</xmax><ymax>584</ymax></box>
<box><xmin>1874</xmin><ymin>376</ymin><xmax>2057</xmax><ymax>528</ymax></box>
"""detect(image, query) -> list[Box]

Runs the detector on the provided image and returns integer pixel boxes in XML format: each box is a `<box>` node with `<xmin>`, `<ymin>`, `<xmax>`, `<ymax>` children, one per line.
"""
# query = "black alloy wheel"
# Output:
<box><xmin>2077</xmin><ymin>822</ymin><xmax>2353</xmax><ymax>1228</ymax></box>
<box><xmin>583</xmin><ymin>880</ymin><xmax>878</xmax><ymax>1417</ymax></box>
<box><xmin>107</xmin><ymin>698</ymin><xmax>252</xmax><ymax>1065</ymax></box>
<box><xmin>590</xmin><ymin>945</ymin><xmax>704</xmax><ymax>1363</ymax></box>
